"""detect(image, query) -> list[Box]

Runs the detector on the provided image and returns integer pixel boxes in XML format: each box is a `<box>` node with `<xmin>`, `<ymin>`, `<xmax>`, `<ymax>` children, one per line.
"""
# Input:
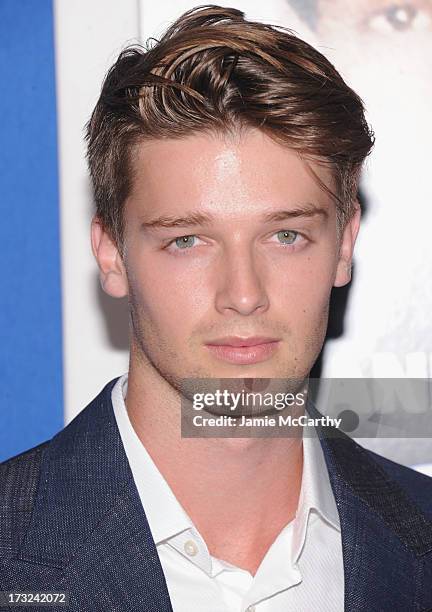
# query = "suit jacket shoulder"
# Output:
<box><xmin>0</xmin><ymin>440</ymin><xmax>50</xmax><ymax>559</ymax></box>
<box><xmin>364</xmin><ymin>446</ymin><xmax>432</xmax><ymax>518</ymax></box>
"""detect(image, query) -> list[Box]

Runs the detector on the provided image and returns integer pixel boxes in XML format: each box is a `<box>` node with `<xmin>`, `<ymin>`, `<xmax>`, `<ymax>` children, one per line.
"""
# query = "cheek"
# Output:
<box><xmin>127</xmin><ymin>256</ymin><xmax>210</xmax><ymax>329</ymax></box>
<box><xmin>270</xmin><ymin>251</ymin><xmax>335</xmax><ymax>324</ymax></box>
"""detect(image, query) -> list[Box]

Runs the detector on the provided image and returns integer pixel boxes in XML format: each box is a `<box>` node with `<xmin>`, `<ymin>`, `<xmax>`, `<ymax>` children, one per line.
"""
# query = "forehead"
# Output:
<box><xmin>127</xmin><ymin>128</ymin><xmax>335</xmax><ymax>219</ymax></box>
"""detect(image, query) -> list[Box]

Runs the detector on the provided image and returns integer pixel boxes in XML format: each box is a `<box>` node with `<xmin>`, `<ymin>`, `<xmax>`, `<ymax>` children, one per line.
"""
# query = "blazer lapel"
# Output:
<box><xmin>4</xmin><ymin>378</ymin><xmax>174</xmax><ymax>612</ymax></box>
<box><xmin>306</xmin><ymin>400</ymin><xmax>432</xmax><ymax>611</ymax></box>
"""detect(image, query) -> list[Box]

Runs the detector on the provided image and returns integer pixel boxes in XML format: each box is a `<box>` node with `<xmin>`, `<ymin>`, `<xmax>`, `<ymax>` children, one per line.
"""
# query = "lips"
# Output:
<box><xmin>205</xmin><ymin>336</ymin><xmax>280</xmax><ymax>364</ymax></box>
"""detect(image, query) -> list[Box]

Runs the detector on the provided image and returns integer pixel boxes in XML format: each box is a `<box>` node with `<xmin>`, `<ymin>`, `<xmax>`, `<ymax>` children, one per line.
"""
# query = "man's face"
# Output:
<box><xmin>93</xmin><ymin>128</ymin><xmax>358</xmax><ymax>388</ymax></box>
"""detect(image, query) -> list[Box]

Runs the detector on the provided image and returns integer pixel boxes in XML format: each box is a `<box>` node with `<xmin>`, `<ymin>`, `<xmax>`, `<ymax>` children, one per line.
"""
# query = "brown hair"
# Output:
<box><xmin>86</xmin><ymin>4</ymin><xmax>375</xmax><ymax>250</ymax></box>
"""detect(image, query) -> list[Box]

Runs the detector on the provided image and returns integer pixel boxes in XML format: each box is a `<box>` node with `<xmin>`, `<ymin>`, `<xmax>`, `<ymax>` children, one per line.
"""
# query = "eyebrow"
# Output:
<box><xmin>139</xmin><ymin>204</ymin><xmax>328</xmax><ymax>231</ymax></box>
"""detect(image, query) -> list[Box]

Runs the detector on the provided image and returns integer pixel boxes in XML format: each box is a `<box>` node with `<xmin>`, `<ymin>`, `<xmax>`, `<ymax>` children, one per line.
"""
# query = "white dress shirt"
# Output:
<box><xmin>112</xmin><ymin>374</ymin><xmax>344</xmax><ymax>611</ymax></box>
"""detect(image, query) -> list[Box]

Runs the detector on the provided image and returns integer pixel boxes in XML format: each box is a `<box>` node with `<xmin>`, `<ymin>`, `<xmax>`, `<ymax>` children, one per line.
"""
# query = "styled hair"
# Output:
<box><xmin>86</xmin><ymin>3</ymin><xmax>374</xmax><ymax>250</ymax></box>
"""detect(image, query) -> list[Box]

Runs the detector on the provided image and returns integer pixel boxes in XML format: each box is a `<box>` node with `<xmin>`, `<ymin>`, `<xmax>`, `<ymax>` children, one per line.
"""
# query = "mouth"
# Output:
<box><xmin>204</xmin><ymin>336</ymin><xmax>280</xmax><ymax>365</ymax></box>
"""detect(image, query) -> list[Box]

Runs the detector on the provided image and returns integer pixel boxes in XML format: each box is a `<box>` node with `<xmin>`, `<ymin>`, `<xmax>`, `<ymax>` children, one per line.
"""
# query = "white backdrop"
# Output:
<box><xmin>55</xmin><ymin>0</ymin><xmax>432</xmax><ymax>470</ymax></box>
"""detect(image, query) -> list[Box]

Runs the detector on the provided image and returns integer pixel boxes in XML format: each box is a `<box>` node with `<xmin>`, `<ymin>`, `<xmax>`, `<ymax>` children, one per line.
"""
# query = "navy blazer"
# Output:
<box><xmin>1</xmin><ymin>377</ymin><xmax>432</xmax><ymax>611</ymax></box>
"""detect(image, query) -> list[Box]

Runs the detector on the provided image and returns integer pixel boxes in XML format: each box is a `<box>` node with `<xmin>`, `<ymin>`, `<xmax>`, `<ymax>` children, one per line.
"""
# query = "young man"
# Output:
<box><xmin>1</xmin><ymin>5</ymin><xmax>432</xmax><ymax>611</ymax></box>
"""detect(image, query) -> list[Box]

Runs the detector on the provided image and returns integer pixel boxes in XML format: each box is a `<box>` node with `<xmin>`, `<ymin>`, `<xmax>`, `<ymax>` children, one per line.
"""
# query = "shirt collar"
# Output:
<box><xmin>111</xmin><ymin>373</ymin><xmax>341</xmax><ymax>560</ymax></box>
<box><xmin>291</xmin><ymin>423</ymin><xmax>341</xmax><ymax>564</ymax></box>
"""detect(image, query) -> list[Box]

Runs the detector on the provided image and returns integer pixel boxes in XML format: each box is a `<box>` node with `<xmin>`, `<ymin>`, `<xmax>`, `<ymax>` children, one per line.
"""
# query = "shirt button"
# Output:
<box><xmin>247</xmin><ymin>606</ymin><xmax>256</xmax><ymax>612</ymax></box>
<box><xmin>184</xmin><ymin>539</ymin><xmax>198</xmax><ymax>557</ymax></box>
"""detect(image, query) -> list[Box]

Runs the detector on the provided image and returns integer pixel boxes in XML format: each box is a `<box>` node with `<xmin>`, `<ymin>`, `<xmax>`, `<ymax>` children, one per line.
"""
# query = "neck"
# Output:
<box><xmin>125</xmin><ymin>357</ymin><xmax>304</xmax><ymax>574</ymax></box>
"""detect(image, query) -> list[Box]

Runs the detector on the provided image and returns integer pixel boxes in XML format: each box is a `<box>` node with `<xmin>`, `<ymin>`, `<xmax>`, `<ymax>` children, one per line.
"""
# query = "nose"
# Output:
<box><xmin>214</xmin><ymin>244</ymin><xmax>269</xmax><ymax>316</ymax></box>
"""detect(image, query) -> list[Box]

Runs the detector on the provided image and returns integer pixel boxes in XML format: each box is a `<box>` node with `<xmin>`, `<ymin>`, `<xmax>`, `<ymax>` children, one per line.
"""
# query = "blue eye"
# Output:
<box><xmin>166</xmin><ymin>230</ymin><xmax>301</xmax><ymax>254</ymax></box>
<box><xmin>277</xmin><ymin>230</ymin><xmax>298</xmax><ymax>245</ymax></box>
<box><xmin>174</xmin><ymin>235</ymin><xmax>196</xmax><ymax>249</ymax></box>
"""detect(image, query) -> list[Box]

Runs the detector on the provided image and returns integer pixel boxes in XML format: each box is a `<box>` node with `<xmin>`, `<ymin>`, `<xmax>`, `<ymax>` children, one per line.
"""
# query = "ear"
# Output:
<box><xmin>91</xmin><ymin>216</ymin><xmax>128</xmax><ymax>298</ymax></box>
<box><xmin>333</xmin><ymin>203</ymin><xmax>361</xmax><ymax>288</ymax></box>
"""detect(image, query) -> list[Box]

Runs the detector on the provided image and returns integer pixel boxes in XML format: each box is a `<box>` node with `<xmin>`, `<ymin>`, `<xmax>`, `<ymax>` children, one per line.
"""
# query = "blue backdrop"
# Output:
<box><xmin>0</xmin><ymin>0</ymin><xmax>63</xmax><ymax>461</ymax></box>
